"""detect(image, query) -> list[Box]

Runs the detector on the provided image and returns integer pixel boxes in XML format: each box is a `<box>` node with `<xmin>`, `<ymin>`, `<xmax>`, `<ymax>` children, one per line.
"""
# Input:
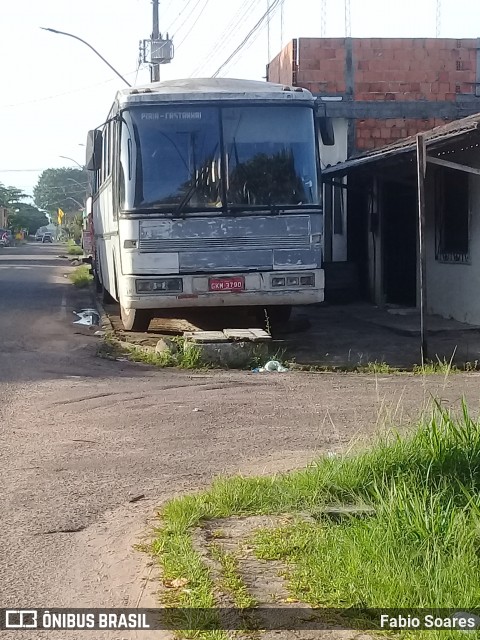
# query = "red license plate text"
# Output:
<box><xmin>209</xmin><ymin>276</ymin><xmax>245</xmax><ymax>292</ymax></box>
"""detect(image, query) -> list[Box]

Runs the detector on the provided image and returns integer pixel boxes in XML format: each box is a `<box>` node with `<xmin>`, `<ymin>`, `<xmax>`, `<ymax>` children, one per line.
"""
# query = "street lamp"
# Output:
<box><xmin>67</xmin><ymin>177</ymin><xmax>86</xmax><ymax>189</ymax></box>
<box><xmin>65</xmin><ymin>197</ymin><xmax>84</xmax><ymax>209</ymax></box>
<box><xmin>41</xmin><ymin>28</ymin><xmax>132</xmax><ymax>88</ymax></box>
<box><xmin>59</xmin><ymin>156</ymin><xmax>84</xmax><ymax>170</ymax></box>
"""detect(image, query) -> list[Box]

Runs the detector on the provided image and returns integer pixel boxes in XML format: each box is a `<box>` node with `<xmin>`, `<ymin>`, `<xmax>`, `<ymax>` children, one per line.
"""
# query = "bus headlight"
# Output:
<box><xmin>136</xmin><ymin>278</ymin><xmax>183</xmax><ymax>293</ymax></box>
<box><xmin>271</xmin><ymin>277</ymin><xmax>285</xmax><ymax>287</ymax></box>
<box><xmin>300</xmin><ymin>275</ymin><xmax>315</xmax><ymax>286</ymax></box>
<box><xmin>124</xmin><ymin>240</ymin><xmax>138</xmax><ymax>248</ymax></box>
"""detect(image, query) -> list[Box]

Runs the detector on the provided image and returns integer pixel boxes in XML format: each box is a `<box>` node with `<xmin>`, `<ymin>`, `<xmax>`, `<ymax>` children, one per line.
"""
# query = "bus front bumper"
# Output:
<box><xmin>119</xmin><ymin>269</ymin><xmax>324</xmax><ymax>309</ymax></box>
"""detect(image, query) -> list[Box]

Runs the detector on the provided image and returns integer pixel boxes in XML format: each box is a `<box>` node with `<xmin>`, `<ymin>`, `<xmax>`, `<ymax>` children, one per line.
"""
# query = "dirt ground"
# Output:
<box><xmin>3</xmin><ymin>245</ymin><xmax>480</xmax><ymax>639</ymax></box>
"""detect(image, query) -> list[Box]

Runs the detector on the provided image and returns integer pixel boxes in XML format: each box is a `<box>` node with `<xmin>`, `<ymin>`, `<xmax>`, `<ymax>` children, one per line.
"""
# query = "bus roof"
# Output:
<box><xmin>116</xmin><ymin>77</ymin><xmax>314</xmax><ymax>105</ymax></box>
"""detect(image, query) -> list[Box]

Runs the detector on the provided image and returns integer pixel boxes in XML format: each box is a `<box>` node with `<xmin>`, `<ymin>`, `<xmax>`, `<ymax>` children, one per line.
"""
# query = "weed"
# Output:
<box><xmin>413</xmin><ymin>353</ymin><xmax>459</xmax><ymax>375</ymax></box>
<box><xmin>362</xmin><ymin>361</ymin><xmax>399</xmax><ymax>374</ymax></box>
<box><xmin>210</xmin><ymin>544</ymin><xmax>256</xmax><ymax>608</ymax></box>
<box><xmin>69</xmin><ymin>265</ymin><xmax>93</xmax><ymax>287</ymax></box>
<box><xmin>104</xmin><ymin>337</ymin><xmax>203</xmax><ymax>370</ymax></box>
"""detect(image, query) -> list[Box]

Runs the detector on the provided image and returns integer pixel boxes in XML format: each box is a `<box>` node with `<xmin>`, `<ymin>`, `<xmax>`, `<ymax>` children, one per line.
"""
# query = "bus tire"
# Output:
<box><xmin>120</xmin><ymin>306</ymin><xmax>151</xmax><ymax>332</ymax></box>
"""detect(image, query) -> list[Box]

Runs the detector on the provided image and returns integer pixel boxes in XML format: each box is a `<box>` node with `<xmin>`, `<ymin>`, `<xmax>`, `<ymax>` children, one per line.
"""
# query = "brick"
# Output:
<box><xmin>319</xmin><ymin>48</ymin><xmax>337</xmax><ymax>59</ymax></box>
<box><xmin>438</xmin><ymin>71</ymin><xmax>449</xmax><ymax>82</ymax></box>
<box><xmin>380</xmin><ymin>127</ymin><xmax>390</xmax><ymax>137</ymax></box>
<box><xmin>357</xmin><ymin>60</ymin><xmax>369</xmax><ymax>71</ymax></box>
<box><xmin>445</xmin><ymin>92</ymin><xmax>457</xmax><ymax>101</ymax></box>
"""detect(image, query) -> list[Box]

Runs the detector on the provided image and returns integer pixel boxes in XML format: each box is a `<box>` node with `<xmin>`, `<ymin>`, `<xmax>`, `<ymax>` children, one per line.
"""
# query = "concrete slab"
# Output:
<box><xmin>184</xmin><ymin>331</ymin><xmax>228</xmax><ymax>343</ymax></box>
<box><xmin>350</xmin><ymin>305</ymin><xmax>480</xmax><ymax>336</ymax></box>
<box><xmin>223</xmin><ymin>328</ymin><xmax>271</xmax><ymax>342</ymax></box>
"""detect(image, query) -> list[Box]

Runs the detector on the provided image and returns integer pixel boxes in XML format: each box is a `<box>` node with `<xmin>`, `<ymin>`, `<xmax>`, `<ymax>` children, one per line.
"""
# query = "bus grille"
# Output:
<box><xmin>138</xmin><ymin>236</ymin><xmax>309</xmax><ymax>253</ymax></box>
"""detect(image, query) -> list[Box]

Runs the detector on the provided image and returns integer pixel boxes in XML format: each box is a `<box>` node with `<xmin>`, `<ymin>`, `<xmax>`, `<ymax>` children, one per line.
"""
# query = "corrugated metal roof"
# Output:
<box><xmin>322</xmin><ymin>111</ymin><xmax>480</xmax><ymax>176</ymax></box>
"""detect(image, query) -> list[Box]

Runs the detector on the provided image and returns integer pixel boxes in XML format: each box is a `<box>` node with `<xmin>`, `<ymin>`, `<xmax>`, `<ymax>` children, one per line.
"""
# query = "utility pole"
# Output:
<box><xmin>140</xmin><ymin>0</ymin><xmax>173</xmax><ymax>84</ymax></box>
<box><xmin>151</xmin><ymin>0</ymin><xmax>160</xmax><ymax>82</ymax></box>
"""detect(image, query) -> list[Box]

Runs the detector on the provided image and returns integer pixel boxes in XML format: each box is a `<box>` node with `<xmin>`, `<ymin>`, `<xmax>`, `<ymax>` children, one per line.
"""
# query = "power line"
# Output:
<box><xmin>222</xmin><ymin>0</ymin><xmax>285</xmax><ymax>76</ymax></box>
<box><xmin>280</xmin><ymin>0</ymin><xmax>284</xmax><ymax>49</ymax></box>
<box><xmin>345</xmin><ymin>0</ymin><xmax>351</xmax><ymax>37</ymax></box>
<box><xmin>0</xmin><ymin>68</ymin><xmax>140</xmax><ymax>111</ymax></box>
<box><xmin>166</xmin><ymin>0</ymin><xmax>196</xmax><ymax>33</ymax></box>
<box><xmin>176</xmin><ymin>0</ymin><xmax>211</xmax><ymax>48</ymax></box>
<box><xmin>212</xmin><ymin>0</ymin><xmax>282</xmax><ymax>78</ymax></box>
<box><xmin>190</xmin><ymin>0</ymin><xmax>259</xmax><ymax>77</ymax></box>
<box><xmin>321</xmin><ymin>0</ymin><xmax>327</xmax><ymax>37</ymax></box>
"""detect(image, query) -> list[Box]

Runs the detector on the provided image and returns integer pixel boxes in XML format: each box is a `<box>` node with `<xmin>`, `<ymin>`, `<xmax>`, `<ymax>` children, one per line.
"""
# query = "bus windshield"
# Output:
<box><xmin>120</xmin><ymin>104</ymin><xmax>318</xmax><ymax>212</ymax></box>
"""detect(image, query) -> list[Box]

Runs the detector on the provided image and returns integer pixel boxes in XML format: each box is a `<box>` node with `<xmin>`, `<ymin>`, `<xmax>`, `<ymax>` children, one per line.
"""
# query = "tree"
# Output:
<box><xmin>0</xmin><ymin>183</ymin><xmax>48</xmax><ymax>233</ymax></box>
<box><xmin>33</xmin><ymin>167</ymin><xmax>88</xmax><ymax>215</ymax></box>
<box><xmin>10</xmin><ymin>203</ymin><xmax>48</xmax><ymax>234</ymax></box>
<box><xmin>0</xmin><ymin>183</ymin><xmax>28</xmax><ymax>228</ymax></box>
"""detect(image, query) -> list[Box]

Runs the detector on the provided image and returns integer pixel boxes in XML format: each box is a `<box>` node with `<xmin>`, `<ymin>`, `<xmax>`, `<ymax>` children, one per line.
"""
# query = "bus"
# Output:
<box><xmin>86</xmin><ymin>77</ymin><xmax>332</xmax><ymax>331</ymax></box>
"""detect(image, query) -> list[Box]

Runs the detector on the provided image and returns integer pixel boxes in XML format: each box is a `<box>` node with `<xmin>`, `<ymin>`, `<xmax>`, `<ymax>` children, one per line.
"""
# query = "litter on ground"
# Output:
<box><xmin>252</xmin><ymin>360</ymin><xmax>289</xmax><ymax>373</ymax></box>
<box><xmin>73</xmin><ymin>309</ymin><xmax>100</xmax><ymax>327</ymax></box>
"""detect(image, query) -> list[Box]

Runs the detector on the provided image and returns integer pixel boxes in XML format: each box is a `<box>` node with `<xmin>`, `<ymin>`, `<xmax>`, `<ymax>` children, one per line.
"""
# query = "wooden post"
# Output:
<box><xmin>416</xmin><ymin>133</ymin><xmax>428</xmax><ymax>363</ymax></box>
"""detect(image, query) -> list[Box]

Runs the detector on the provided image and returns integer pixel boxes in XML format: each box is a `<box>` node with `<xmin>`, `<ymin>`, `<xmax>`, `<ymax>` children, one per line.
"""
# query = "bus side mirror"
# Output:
<box><xmin>318</xmin><ymin>117</ymin><xmax>335</xmax><ymax>146</ymax></box>
<box><xmin>86</xmin><ymin>130</ymin><xmax>103</xmax><ymax>171</ymax></box>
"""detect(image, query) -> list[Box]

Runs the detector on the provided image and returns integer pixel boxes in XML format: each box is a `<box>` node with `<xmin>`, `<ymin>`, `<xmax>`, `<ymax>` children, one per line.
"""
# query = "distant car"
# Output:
<box><xmin>42</xmin><ymin>233</ymin><xmax>53</xmax><ymax>243</ymax></box>
<box><xmin>35</xmin><ymin>232</ymin><xmax>44</xmax><ymax>241</ymax></box>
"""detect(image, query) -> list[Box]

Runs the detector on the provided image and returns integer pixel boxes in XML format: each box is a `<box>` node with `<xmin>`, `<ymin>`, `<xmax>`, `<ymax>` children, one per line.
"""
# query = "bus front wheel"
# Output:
<box><xmin>120</xmin><ymin>306</ymin><xmax>152</xmax><ymax>332</ymax></box>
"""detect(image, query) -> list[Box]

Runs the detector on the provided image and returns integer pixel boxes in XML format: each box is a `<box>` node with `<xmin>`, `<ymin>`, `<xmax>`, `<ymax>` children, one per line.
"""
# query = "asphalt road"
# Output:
<box><xmin>2</xmin><ymin>243</ymin><xmax>480</xmax><ymax>639</ymax></box>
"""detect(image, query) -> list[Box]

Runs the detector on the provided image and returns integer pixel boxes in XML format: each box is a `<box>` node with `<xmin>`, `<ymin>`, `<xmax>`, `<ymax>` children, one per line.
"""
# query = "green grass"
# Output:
<box><xmin>127</xmin><ymin>340</ymin><xmax>203</xmax><ymax>369</ymax></box>
<box><xmin>152</xmin><ymin>401</ymin><xmax>480</xmax><ymax>638</ymax></box>
<box><xmin>362</xmin><ymin>361</ymin><xmax>400</xmax><ymax>374</ymax></box>
<box><xmin>99</xmin><ymin>336</ymin><xmax>204</xmax><ymax>369</ymax></box>
<box><xmin>210</xmin><ymin>544</ymin><xmax>257</xmax><ymax>609</ymax></box>
<box><xmin>66</xmin><ymin>239</ymin><xmax>83</xmax><ymax>256</ymax></box>
<box><xmin>69</xmin><ymin>265</ymin><xmax>93</xmax><ymax>287</ymax></box>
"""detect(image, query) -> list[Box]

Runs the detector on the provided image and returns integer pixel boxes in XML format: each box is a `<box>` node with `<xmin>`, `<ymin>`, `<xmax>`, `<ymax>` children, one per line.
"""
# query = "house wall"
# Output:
<box><xmin>425</xmin><ymin>162</ymin><xmax>480</xmax><ymax>324</ymax></box>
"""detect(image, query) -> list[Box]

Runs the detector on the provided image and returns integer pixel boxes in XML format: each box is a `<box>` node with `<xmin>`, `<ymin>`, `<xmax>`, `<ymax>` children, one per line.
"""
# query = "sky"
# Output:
<box><xmin>1</xmin><ymin>0</ymin><xmax>479</xmax><ymax>199</ymax></box>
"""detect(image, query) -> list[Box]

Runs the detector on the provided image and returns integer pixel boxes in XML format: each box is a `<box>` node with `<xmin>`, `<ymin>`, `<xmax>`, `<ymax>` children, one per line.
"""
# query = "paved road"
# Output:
<box><xmin>2</xmin><ymin>244</ymin><xmax>480</xmax><ymax>639</ymax></box>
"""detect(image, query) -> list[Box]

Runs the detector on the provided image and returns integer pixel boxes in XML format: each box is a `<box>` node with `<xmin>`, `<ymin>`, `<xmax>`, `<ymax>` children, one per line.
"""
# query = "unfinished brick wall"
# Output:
<box><xmin>268</xmin><ymin>37</ymin><xmax>478</xmax><ymax>151</ymax></box>
<box><xmin>267</xmin><ymin>40</ymin><xmax>295</xmax><ymax>85</ymax></box>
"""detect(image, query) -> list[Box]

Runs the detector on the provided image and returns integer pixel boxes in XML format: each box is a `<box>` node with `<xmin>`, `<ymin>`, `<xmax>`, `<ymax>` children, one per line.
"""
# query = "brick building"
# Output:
<box><xmin>267</xmin><ymin>37</ymin><xmax>480</xmax><ymax>291</ymax></box>
<box><xmin>268</xmin><ymin>37</ymin><xmax>480</xmax><ymax>154</ymax></box>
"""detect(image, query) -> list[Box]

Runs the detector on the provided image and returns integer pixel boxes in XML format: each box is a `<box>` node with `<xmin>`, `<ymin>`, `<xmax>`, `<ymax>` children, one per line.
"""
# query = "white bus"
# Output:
<box><xmin>86</xmin><ymin>78</ymin><xmax>332</xmax><ymax>331</ymax></box>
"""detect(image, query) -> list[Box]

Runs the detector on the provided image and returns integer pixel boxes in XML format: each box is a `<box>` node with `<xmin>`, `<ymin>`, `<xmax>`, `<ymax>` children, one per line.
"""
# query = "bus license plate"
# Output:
<box><xmin>209</xmin><ymin>276</ymin><xmax>245</xmax><ymax>292</ymax></box>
